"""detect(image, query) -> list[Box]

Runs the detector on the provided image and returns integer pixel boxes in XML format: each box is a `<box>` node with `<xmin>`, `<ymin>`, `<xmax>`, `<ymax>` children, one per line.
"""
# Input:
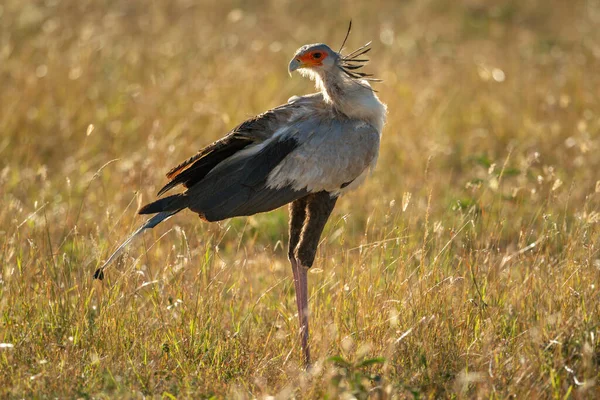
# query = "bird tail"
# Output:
<box><xmin>93</xmin><ymin>209</ymin><xmax>181</xmax><ymax>280</ymax></box>
<box><xmin>138</xmin><ymin>193</ymin><xmax>185</xmax><ymax>214</ymax></box>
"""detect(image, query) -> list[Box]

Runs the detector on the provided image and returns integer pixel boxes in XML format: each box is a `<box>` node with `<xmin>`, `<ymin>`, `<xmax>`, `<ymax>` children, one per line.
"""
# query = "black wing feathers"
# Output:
<box><xmin>188</xmin><ymin>136</ymin><xmax>307</xmax><ymax>221</ymax></box>
<box><xmin>157</xmin><ymin>134</ymin><xmax>253</xmax><ymax>196</ymax></box>
<box><xmin>139</xmin><ymin>136</ymin><xmax>306</xmax><ymax>221</ymax></box>
<box><xmin>140</xmin><ymin>100</ymin><xmax>310</xmax><ymax>221</ymax></box>
<box><xmin>157</xmin><ymin>108</ymin><xmax>289</xmax><ymax>196</ymax></box>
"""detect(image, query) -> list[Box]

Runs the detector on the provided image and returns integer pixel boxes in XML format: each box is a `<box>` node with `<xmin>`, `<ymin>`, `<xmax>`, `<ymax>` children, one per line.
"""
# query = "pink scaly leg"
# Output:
<box><xmin>288</xmin><ymin>192</ymin><xmax>337</xmax><ymax>369</ymax></box>
<box><xmin>290</xmin><ymin>256</ymin><xmax>311</xmax><ymax>368</ymax></box>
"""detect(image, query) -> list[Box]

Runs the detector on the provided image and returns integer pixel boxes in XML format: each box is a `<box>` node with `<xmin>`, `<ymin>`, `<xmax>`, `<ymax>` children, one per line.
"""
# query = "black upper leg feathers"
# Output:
<box><xmin>288</xmin><ymin>192</ymin><xmax>338</xmax><ymax>267</ymax></box>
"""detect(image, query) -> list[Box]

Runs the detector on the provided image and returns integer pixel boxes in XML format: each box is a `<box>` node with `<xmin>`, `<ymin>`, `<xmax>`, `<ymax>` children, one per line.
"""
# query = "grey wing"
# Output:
<box><xmin>156</xmin><ymin>95</ymin><xmax>322</xmax><ymax>196</ymax></box>
<box><xmin>139</xmin><ymin>96</ymin><xmax>327</xmax><ymax>220</ymax></box>
<box><xmin>266</xmin><ymin>118</ymin><xmax>381</xmax><ymax>194</ymax></box>
<box><xmin>183</xmin><ymin>135</ymin><xmax>311</xmax><ymax>221</ymax></box>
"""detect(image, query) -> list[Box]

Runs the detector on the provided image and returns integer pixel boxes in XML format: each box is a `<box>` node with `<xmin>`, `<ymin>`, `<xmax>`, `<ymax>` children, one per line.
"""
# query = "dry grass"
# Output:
<box><xmin>2</xmin><ymin>0</ymin><xmax>600</xmax><ymax>398</ymax></box>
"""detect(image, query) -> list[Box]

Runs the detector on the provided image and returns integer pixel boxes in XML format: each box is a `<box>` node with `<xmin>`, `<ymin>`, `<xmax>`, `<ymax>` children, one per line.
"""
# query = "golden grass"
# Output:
<box><xmin>1</xmin><ymin>0</ymin><xmax>600</xmax><ymax>397</ymax></box>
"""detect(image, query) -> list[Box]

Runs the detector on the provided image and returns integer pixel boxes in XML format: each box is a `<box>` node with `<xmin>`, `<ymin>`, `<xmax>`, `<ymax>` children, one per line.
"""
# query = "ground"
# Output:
<box><xmin>1</xmin><ymin>0</ymin><xmax>600</xmax><ymax>398</ymax></box>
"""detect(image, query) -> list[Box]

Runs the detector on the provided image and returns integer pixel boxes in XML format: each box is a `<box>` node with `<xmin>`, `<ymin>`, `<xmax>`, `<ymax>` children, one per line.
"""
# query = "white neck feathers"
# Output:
<box><xmin>318</xmin><ymin>69</ymin><xmax>387</xmax><ymax>132</ymax></box>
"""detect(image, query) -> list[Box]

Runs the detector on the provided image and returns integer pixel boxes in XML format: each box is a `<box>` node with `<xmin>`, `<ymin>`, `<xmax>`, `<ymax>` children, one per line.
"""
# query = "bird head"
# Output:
<box><xmin>288</xmin><ymin>41</ymin><xmax>377</xmax><ymax>83</ymax></box>
<box><xmin>288</xmin><ymin>44</ymin><xmax>339</xmax><ymax>77</ymax></box>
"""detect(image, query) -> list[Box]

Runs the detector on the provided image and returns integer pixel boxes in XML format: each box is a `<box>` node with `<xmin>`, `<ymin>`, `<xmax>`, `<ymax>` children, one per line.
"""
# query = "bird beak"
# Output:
<box><xmin>288</xmin><ymin>58</ymin><xmax>301</xmax><ymax>76</ymax></box>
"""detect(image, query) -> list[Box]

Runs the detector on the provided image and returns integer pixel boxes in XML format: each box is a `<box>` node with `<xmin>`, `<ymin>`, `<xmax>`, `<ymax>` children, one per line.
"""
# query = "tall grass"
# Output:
<box><xmin>1</xmin><ymin>0</ymin><xmax>599</xmax><ymax>397</ymax></box>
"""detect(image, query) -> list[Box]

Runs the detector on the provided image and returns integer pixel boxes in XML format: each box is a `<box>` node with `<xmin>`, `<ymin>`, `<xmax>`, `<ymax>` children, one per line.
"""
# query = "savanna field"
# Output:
<box><xmin>1</xmin><ymin>0</ymin><xmax>600</xmax><ymax>398</ymax></box>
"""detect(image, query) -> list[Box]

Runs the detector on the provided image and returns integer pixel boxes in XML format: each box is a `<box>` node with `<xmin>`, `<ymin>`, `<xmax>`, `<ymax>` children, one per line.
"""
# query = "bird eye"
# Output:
<box><xmin>313</xmin><ymin>52</ymin><xmax>322</xmax><ymax>59</ymax></box>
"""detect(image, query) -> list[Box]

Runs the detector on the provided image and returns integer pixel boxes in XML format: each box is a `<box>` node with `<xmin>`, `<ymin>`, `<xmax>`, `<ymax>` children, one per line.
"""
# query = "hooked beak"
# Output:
<box><xmin>288</xmin><ymin>58</ymin><xmax>301</xmax><ymax>76</ymax></box>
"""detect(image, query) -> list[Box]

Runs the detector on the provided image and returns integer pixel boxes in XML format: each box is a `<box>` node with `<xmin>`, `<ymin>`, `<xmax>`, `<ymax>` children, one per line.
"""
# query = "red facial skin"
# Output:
<box><xmin>298</xmin><ymin>50</ymin><xmax>328</xmax><ymax>67</ymax></box>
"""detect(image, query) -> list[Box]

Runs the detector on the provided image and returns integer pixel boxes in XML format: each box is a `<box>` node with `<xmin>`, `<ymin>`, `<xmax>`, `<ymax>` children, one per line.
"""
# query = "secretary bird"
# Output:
<box><xmin>94</xmin><ymin>26</ymin><xmax>387</xmax><ymax>367</ymax></box>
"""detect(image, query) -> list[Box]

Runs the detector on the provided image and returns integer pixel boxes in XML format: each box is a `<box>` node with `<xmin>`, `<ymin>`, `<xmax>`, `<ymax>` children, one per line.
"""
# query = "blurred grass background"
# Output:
<box><xmin>1</xmin><ymin>0</ymin><xmax>600</xmax><ymax>397</ymax></box>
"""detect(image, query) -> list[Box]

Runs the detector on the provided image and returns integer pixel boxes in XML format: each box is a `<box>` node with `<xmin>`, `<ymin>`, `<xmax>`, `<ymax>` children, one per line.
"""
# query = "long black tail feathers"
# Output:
<box><xmin>93</xmin><ymin>210</ymin><xmax>180</xmax><ymax>280</ymax></box>
<box><xmin>138</xmin><ymin>194</ymin><xmax>184</xmax><ymax>214</ymax></box>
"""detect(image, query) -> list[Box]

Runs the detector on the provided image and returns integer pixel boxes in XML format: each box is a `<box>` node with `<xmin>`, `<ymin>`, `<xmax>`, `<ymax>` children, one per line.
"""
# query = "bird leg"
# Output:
<box><xmin>295</xmin><ymin>192</ymin><xmax>338</xmax><ymax>269</ymax></box>
<box><xmin>290</xmin><ymin>256</ymin><xmax>311</xmax><ymax>367</ymax></box>
<box><xmin>288</xmin><ymin>192</ymin><xmax>337</xmax><ymax>368</ymax></box>
<box><xmin>288</xmin><ymin>197</ymin><xmax>310</xmax><ymax>366</ymax></box>
<box><xmin>288</xmin><ymin>197</ymin><xmax>308</xmax><ymax>261</ymax></box>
